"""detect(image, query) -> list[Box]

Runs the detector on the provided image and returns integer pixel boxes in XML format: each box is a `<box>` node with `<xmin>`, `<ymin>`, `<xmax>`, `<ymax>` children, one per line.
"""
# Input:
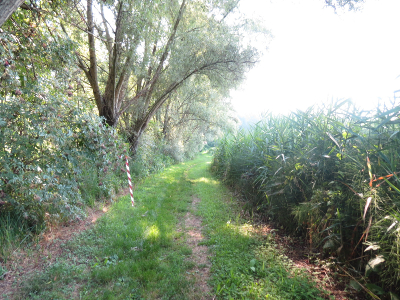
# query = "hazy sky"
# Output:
<box><xmin>230</xmin><ymin>0</ymin><xmax>400</xmax><ymax>117</ymax></box>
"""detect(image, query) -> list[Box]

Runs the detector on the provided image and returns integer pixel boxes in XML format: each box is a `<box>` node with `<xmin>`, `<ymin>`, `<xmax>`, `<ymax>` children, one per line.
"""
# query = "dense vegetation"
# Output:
<box><xmin>1</xmin><ymin>0</ymin><xmax>393</xmax><ymax>298</ymax></box>
<box><xmin>7</xmin><ymin>154</ymin><xmax>326</xmax><ymax>300</ymax></box>
<box><xmin>0</xmin><ymin>0</ymin><xmax>261</xmax><ymax>267</ymax></box>
<box><xmin>212</xmin><ymin>100</ymin><xmax>400</xmax><ymax>299</ymax></box>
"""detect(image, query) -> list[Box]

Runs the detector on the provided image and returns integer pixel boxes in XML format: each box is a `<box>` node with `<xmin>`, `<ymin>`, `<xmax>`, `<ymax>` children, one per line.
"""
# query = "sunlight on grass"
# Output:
<box><xmin>14</xmin><ymin>153</ymin><xmax>325</xmax><ymax>300</ymax></box>
<box><xmin>191</xmin><ymin>177</ymin><xmax>218</xmax><ymax>185</ymax></box>
<box><xmin>190</xmin><ymin>153</ymin><xmax>326</xmax><ymax>300</ymax></box>
<box><xmin>144</xmin><ymin>225</ymin><xmax>160</xmax><ymax>240</ymax></box>
<box><xmin>225</xmin><ymin>222</ymin><xmax>254</xmax><ymax>237</ymax></box>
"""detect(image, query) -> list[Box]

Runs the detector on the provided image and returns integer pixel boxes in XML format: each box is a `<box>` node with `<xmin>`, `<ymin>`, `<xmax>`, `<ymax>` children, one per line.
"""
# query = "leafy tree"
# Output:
<box><xmin>0</xmin><ymin>0</ymin><xmax>25</xmax><ymax>27</ymax></box>
<box><xmin>324</xmin><ymin>0</ymin><xmax>365</xmax><ymax>11</ymax></box>
<box><xmin>0</xmin><ymin>0</ymin><xmax>70</xmax><ymax>28</ymax></box>
<box><xmin>0</xmin><ymin>83</ymin><xmax>127</xmax><ymax>227</ymax></box>
<box><xmin>157</xmin><ymin>76</ymin><xmax>237</xmax><ymax>161</ymax></box>
<box><xmin>0</xmin><ymin>1</ymin><xmax>127</xmax><ymax>230</ymax></box>
<box><xmin>64</xmin><ymin>0</ymin><xmax>261</xmax><ymax>152</ymax></box>
<box><xmin>0</xmin><ymin>0</ymin><xmax>77</xmax><ymax>98</ymax></box>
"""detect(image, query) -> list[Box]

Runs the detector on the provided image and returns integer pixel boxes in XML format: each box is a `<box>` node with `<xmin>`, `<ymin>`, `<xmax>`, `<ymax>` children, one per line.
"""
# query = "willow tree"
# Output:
<box><xmin>154</xmin><ymin>75</ymin><xmax>237</xmax><ymax>160</ymax></box>
<box><xmin>65</xmin><ymin>0</ymin><xmax>261</xmax><ymax>152</ymax></box>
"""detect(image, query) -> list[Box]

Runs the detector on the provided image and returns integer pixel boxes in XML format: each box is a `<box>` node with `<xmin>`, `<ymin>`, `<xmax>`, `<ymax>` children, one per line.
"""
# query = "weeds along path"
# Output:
<box><xmin>5</xmin><ymin>153</ymin><xmax>327</xmax><ymax>300</ymax></box>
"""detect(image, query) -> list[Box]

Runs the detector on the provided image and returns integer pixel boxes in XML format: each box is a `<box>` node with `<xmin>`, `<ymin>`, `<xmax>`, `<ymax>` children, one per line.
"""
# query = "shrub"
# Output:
<box><xmin>0</xmin><ymin>91</ymin><xmax>127</xmax><ymax>229</ymax></box>
<box><xmin>128</xmin><ymin>131</ymin><xmax>174</xmax><ymax>178</ymax></box>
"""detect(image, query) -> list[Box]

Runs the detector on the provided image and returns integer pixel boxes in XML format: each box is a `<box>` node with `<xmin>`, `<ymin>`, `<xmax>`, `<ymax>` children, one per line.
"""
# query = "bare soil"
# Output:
<box><xmin>181</xmin><ymin>196</ymin><xmax>213</xmax><ymax>300</ymax></box>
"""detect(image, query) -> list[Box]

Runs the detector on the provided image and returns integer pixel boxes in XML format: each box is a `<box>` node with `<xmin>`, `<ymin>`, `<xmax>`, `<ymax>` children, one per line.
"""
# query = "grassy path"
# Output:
<box><xmin>11</xmin><ymin>153</ymin><xmax>326</xmax><ymax>300</ymax></box>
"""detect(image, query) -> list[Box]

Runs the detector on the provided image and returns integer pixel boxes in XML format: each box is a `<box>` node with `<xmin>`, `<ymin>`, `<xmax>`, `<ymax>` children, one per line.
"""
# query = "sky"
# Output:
<box><xmin>230</xmin><ymin>0</ymin><xmax>400</xmax><ymax>118</ymax></box>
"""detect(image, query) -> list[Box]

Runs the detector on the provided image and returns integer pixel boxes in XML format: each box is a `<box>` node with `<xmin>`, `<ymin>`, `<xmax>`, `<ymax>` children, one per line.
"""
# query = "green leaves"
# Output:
<box><xmin>212</xmin><ymin>100</ymin><xmax>400</xmax><ymax>297</ymax></box>
<box><xmin>0</xmin><ymin>88</ymin><xmax>127</xmax><ymax>228</ymax></box>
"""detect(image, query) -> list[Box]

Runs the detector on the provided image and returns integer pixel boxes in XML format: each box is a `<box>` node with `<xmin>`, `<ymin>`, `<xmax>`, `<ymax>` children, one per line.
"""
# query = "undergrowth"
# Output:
<box><xmin>9</xmin><ymin>158</ymin><xmax>195</xmax><ymax>299</ymax></box>
<box><xmin>5</xmin><ymin>153</ymin><xmax>326</xmax><ymax>300</ymax></box>
<box><xmin>212</xmin><ymin>100</ymin><xmax>400</xmax><ymax>299</ymax></box>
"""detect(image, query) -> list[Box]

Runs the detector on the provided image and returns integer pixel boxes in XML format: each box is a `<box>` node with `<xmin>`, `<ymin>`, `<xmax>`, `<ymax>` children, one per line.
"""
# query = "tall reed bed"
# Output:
<box><xmin>212</xmin><ymin>100</ymin><xmax>400</xmax><ymax>298</ymax></box>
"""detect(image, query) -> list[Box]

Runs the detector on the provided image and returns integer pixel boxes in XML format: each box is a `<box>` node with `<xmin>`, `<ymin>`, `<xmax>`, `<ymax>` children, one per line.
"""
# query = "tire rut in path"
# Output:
<box><xmin>182</xmin><ymin>196</ymin><xmax>213</xmax><ymax>300</ymax></box>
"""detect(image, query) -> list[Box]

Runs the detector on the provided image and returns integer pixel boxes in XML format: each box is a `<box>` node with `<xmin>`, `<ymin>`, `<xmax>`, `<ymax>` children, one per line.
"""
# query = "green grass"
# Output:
<box><xmin>188</xmin><ymin>154</ymin><xmax>326</xmax><ymax>300</ymax></box>
<box><xmin>11</xmin><ymin>153</ymin><xmax>325</xmax><ymax>300</ymax></box>
<box><xmin>0</xmin><ymin>211</ymin><xmax>38</xmax><ymax>264</ymax></box>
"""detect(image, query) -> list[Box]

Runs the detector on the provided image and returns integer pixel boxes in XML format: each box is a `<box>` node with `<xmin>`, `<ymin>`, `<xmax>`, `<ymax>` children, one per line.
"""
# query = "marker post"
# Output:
<box><xmin>120</xmin><ymin>155</ymin><xmax>135</xmax><ymax>206</ymax></box>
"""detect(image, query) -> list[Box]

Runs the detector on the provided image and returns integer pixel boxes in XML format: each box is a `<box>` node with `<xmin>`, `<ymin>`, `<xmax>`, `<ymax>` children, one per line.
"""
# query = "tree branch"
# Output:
<box><xmin>86</xmin><ymin>0</ymin><xmax>103</xmax><ymax>111</ymax></box>
<box><xmin>0</xmin><ymin>0</ymin><xmax>25</xmax><ymax>27</ymax></box>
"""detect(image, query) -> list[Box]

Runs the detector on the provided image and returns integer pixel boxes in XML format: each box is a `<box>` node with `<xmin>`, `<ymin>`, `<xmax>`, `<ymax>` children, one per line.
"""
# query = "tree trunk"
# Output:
<box><xmin>127</xmin><ymin>132</ymin><xmax>141</xmax><ymax>155</ymax></box>
<box><xmin>0</xmin><ymin>0</ymin><xmax>25</xmax><ymax>27</ymax></box>
<box><xmin>99</xmin><ymin>102</ymin><xmax>117</xmax><ymax>126</ymax></box>
<box><xmin>127</xmin><ymin>122</ymin><xmax>147</xmax><ymax>154</ymax></box>
<box><xmin>162</xmin><ymin>99</ymin><xmax>171</xmax><ymax>138</ymax></box>
<box><xmin>86</xmin><ymin>0</ymin><xmax>103</xmax><ymax>114</ymax></box>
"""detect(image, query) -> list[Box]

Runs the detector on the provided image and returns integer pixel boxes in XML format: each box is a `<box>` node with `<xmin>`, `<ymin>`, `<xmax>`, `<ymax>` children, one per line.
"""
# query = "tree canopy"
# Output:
<box><xmin>1</xmin><ymin>0</ymin><xmax>268</xmax><ymax>153</ymax></box>
<box><xmin>324</xmin><ymin>0</ymin><xmax>365</xmax><ymax>11</ymax></box>
<box><xmin>0</xmin><ymin>0</ymin><xmax>266</xmax><ymax>226</ymax></box>
<box><xmin>61</xmin><ymin>0</ymin><xmax>262</xmax><ymax>152</ymax></box>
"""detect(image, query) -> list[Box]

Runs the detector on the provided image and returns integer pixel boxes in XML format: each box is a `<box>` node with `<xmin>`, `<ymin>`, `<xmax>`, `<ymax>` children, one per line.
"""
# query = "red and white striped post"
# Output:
<box><xmin>125</xmin><ymin>155</ymin><xmax>135</xmax><ymax>206</ymax></box>
<box><xmin>120</xmin><ymin>155</ymin><xmax>135</xmax><ymax>206</ymax></box>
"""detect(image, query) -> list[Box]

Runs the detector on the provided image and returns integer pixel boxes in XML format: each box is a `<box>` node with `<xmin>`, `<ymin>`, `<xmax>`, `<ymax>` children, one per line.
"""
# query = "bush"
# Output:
<box><xmin>0</xmin><ymin>91</ymin><xmax>127</xmax><ymax>229</ymax></box>
<box><xmin>128</xmin><ymin>131</ymin><xmax>174</xmax><ymax>178</ymax></box>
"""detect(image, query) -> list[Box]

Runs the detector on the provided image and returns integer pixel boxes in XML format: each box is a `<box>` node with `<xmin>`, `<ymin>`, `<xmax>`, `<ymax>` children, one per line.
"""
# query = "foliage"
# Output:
<box><xmin>190</xmin><ymin>154</ymin><xmax>325</xmax><ymax>300</ymax></box>
<box><xmin>0</xmin><ymin>3</ymin><xmax>77</xmax><ymax>95</ymax></box>
<box><xmin>0</xmin><ymin>87</ymin><xmax>128</xmax><ymax>228</ymax></box>
<box><xmin>60</xmin><ymin>0</ymin><xmax>264</xmax><ymax>152</ymax></box>
<box><xmin>324</xmin><ymin>0</ymin><xmax>365</xmax><ymax>11</ymax></box>
<box><xmin>11</xmin><ymin>153</ymin><xmax>325</xmax><ymax>300</ymax></box>
<box><xmin>1</xmin><ymin>0</ymin><xmax>206</xmax><ymax>262</ymax></box>
<box><xmin>0</xmin><ymin>3</ymin><xmax>133</xmax><ymax>262</ymax></box>
<box><xmin>152</xmin><ymin>76</ymin><xmax>237</xmax><ymax>162</ymax></box>
<box><xmin>212</xmin><ymin>100</ymin><xmax>400</xmax><ymax>297</ymax></box>
<box><xmin>1</xmin><ymin>0</ymin><xmax>245</xmax><ymax>159</ymax></box>
<box><xmin>128</xmin><ymin>129</ymin><xmax>174</xmax><ymax>178</ymax></box>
